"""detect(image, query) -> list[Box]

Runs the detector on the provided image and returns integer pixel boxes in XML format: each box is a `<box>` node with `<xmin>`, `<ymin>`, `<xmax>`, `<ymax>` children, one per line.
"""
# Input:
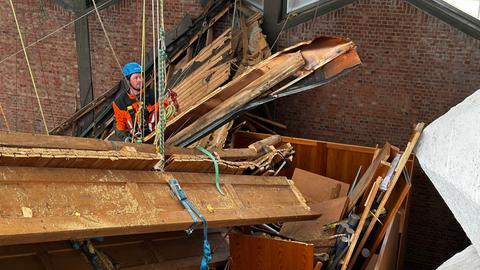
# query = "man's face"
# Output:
<box><xmin>129</xmin><ymin>73</ymin><xmax>142</xmax><ymax>94</ymax></box>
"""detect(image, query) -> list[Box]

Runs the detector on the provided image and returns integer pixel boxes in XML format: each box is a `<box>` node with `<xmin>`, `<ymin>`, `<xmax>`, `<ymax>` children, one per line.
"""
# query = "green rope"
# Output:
<box><xmin>196</xmin><ymin>146</ymin><xmax>225</xmax><ymax>196</ymax></box>
<box><xmin>154</xmin><ymin>0</ymin><xmax>167</xmax><ymax>171</ymax></box>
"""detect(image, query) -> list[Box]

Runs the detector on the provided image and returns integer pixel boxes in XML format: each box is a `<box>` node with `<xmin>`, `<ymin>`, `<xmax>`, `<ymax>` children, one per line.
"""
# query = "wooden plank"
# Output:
<box><xmin>356</xmin><ymin>173</ymin><xmax>412</xmax><ymax>270</ymax></box>
<box><xmin>374</xmin><ymin>212</ymin><xmax>401</xmax><ymax>270</ymax></box>
<box><xmin>0</xmin><ymin>131</ymin><xmax>156</xmax><ymax>153</ymax></box>
<box><xmin>353</xmin><ymin>123</ymin><xmax>423</xmax><ymax>269</ymax></box>
<box><xmin>0</xmin><ymin>167</ymin><xmax>316</xmax><ymax>245</ymax></box>
<box><xmin>342</xmin><ymin>177</ymin><xmax>382</xmax><ymax>270</ymax></box>
<box><xmin>347</xmin><ymin>143</ymin><xmax>390</xmax><ymax>212</ymax></box>
<box><xmin>292</xmin><ymin>168</ymin><xmax>349</xmax><ymax>204</ymax></box>
<box><xmin>229</xmin><ymin>233</ymin><xmax>313</xmax><ymax>270</ymax></box>
<box><xmin>280</xmin><ymin>196</ymin><xmax>348</xmax><ymax>245</ymax></box>
<box><xmin>0</xmin><ymin>146</ymin><xmax>161</xmax><ymax>170</ymax></box>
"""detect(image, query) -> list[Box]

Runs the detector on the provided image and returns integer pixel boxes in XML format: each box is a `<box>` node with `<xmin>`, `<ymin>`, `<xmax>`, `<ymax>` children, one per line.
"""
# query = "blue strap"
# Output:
<box><xmin>168</xmin><ymin>179</ymin><xmax>212</xmax><ymax>269</ymax></box>
<box><xmin>196</xmin><ymin>146</ymin><xmax>225</xmax><ymax>196</ymax></box>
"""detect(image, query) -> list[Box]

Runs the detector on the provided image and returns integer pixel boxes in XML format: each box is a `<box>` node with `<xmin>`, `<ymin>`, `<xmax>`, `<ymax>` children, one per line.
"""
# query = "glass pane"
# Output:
<box><xmin>287</xmin><ymin>0</ymin><xmax>320</xmax><ymax>13</ymax></box>
<box><xmin>244</xmin><ymin>0</ymin><xmax>264</xmax><ymax>10</ymax></box>
<box><xmin>443</xmin><ymin>0</ymin><xmax>480</xmax><ymax>19</ymax></box>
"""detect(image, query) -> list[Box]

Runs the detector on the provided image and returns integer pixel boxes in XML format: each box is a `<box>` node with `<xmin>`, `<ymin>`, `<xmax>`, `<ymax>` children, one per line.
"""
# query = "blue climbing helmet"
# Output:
<box><xmin>122</xmin><ymin>62</ymin><xmax>142</xmax><ymax>77</ymax></box>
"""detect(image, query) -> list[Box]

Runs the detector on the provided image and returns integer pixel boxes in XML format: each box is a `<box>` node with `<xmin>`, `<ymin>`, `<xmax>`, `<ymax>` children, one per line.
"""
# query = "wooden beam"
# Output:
<box><xmin>0</xmin><ymin>167</ymin><xmax>316</xmax><ymax>245</ymax></box>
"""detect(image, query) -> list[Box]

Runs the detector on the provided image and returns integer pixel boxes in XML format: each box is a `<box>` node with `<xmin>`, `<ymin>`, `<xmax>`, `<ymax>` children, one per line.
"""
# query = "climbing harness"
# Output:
<box><xmin>168</xmin><ymin>179</ymin><xmax>212</xmax><ymax>270</ymax></box>
<box><xmin>196</xmin><ymin>146</ymin><xmax>225</xmax><ymax>196</ymax></box>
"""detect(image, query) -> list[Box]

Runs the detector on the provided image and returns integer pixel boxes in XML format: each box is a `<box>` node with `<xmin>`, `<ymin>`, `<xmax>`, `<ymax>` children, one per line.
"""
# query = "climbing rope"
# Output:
<box><xmin>8</xmin><ymin>0</ymin><xmax>49</xmax><ymax>135</ymax></box>
<box><xmin>153</xmin><ymin>0</ymin><xmax>168</xmax><ymax>171</ymax></box>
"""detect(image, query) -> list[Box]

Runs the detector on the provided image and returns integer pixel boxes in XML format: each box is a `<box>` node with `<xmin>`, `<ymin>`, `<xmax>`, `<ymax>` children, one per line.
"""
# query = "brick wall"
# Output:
<box><xmin>0</xmin><ymin>0</ymin><xmax>77</xmax><ymax>133</ymax></box>
<box><xmin>0</xmin><ymin>0</ymin><xmax>202</xmax><ymax>134</ymax></box>
<box><xmin>273</xmin><ymin>0</ymin><xmax>479</xmax><ymax>269</ymax></box>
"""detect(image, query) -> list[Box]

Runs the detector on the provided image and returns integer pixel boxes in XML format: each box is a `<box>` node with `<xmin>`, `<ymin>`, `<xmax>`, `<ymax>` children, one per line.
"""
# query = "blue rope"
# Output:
<box><xmin>168</xmin><ymin>179</ymin><xmax>212</xmax><ymax>269</ymax></box>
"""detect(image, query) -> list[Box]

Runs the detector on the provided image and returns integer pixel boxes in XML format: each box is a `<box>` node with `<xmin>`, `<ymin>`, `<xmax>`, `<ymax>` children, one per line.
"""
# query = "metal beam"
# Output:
<box><xmin>406</xmin><ymin>0</ymin><xmax>480</xmax><ymax>39</ymax></box>
<box><xmin>50</xmin><ymin>0</ymin><xmax>76</xmax><ymax>11</ymax></box>
<box><xmin>262</xmin><ymin>0</ymin><xmax>480</xmax><ymax>44</ymax></box>
<box><xmin>51</xmin><ymin>0</ymin><xmax>121</xmax><ymax>14</ymax></box>
<box><xmin>263</xmin><ymin>0</ymin><xmax>356</xmax><ymax>47</ymax></box>
<box><xmin>72</xmin><ymin>1</ymin><xmax>94</xmax><ymax>136</ymax></box>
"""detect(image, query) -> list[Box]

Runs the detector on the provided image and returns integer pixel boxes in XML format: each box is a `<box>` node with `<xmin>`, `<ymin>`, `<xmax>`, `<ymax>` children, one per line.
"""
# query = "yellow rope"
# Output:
<box><xmin>9</xmin><ymin>0</ymin><xmax>49</xmax><ymax>135</ymax></box>
<box><xmin>0</xmin><ymin>103</ymin><xmax>10</xmax><ymax>132</ymax></box>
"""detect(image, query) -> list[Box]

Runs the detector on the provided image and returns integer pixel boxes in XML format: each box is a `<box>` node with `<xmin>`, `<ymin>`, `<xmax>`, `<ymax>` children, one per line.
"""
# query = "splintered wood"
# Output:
<box><xmin>232</xmin><ymin>127</ymin><xmax>422</xmax><ymax>270</ymax></box>
<box><xmin>165</xmin><ymin>135</ymin><xmax>294</xmax><ymax>175</ymax></box>
<box><xmin>0</xmin><ymin>167</ymin><xmax>316</xmax><ymax>245</ymax></box>
<box><xmin>0</xmin><ymin>131</ymin><xmax>160</xmax><ymax>170</ymax></box>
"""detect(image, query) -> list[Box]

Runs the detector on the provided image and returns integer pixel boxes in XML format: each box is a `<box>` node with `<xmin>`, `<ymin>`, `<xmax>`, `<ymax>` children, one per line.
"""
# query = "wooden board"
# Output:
<box><xmin>346</xmin><ymin>143</ymin><xmax>391</xmax><ymax>212</ymax></box>
<box><xmin>0</xmin><ymin>146</ymin><xmax>161</xmax><ymax>170</ymax></box>
<box><xmin>229</xmin><ymin>233</ymin><xmax>313</xmax><ymax>270</ymax></box>
<box><xmin>374</xmin><ymin>212</ymin><xmax>401</xmax><ymax>270</ymax></box>
<box><xmin>280</xmin><ymin>196</ymin><xmax>348</xmax><ymax>245</ymax></box>
<box><xmin>342</xmin><ymin>177</ymin><xmax>382</xmax><ymax>270</ymax></box>
<box><xmin>0</xmin><ymin>231</ymin><xmax>228</xmax><ymax>270</ymax></box>
<box><xmin>356</xmin><ymin>172</ymin><xmax>412</xmax><ymax>270</ymax></box>
<box><xmin>0</xmin><ymin>131</ymin><xmax>156</xmax><ymax>153</ymax></box>
<box><xmin>292</xmin><ymin>168</ymin><xmax>349</xmax><ymax>204</ymax></box>
<box><xmin>0</xmin><ymin>167</ymin><xmax>317</xmax><ymax>245</ymax></box>
<box><xmin>353</xmin><ymin>124</ymin><xmax>423</xmax><ymax>269</ymax></box>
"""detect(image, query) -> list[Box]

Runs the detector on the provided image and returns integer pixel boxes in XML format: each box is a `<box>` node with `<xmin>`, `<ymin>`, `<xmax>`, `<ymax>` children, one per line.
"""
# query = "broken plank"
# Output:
<box><xmin>280</xmin><ymin>196</ymin><xmax>348</xmax><ymax>246</ymax></box>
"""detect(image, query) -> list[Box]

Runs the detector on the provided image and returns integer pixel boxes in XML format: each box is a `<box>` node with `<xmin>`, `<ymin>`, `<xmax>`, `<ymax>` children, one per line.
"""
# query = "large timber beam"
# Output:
<box><xmin>0</xmin><ymin>167</ymin><xmax>316</xmax><ymax>245</ymax></box>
